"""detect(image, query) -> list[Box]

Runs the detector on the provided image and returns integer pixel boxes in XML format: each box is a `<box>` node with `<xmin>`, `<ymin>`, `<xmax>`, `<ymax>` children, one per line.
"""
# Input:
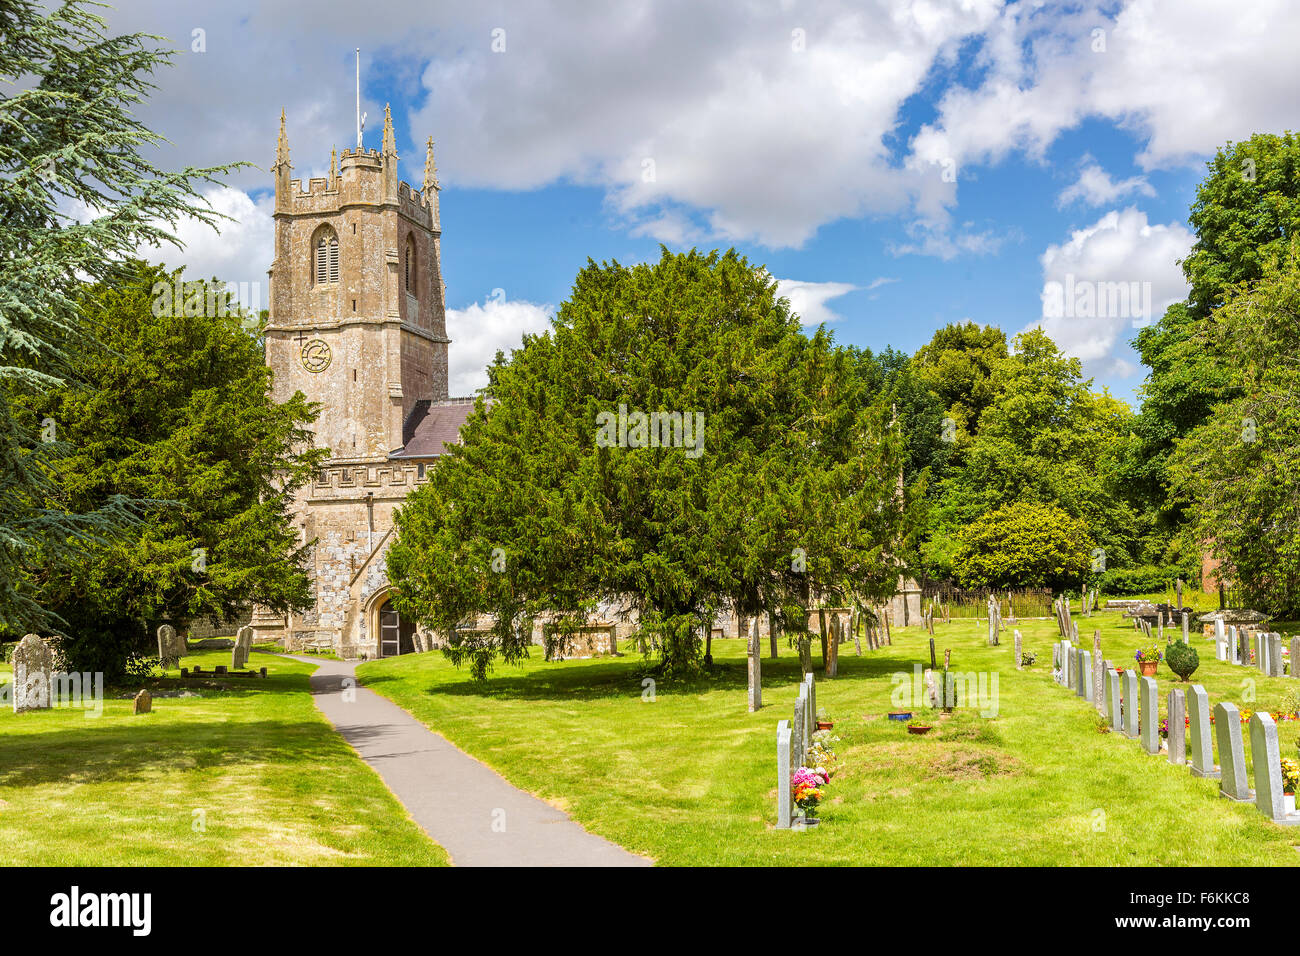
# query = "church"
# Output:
<box><xmin>248</xmin><ymin>107</ymin><xmax>474</xmax><ymax>658</ymax></box>
<box><xmin>247</xmin><ymin>106</ymin><xmax>921</xmax><ymax>660</ymax></box>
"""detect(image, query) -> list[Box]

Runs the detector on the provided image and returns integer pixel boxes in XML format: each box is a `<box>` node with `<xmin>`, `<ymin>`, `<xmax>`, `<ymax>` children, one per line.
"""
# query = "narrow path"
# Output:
<box><xmin>284</xmin><ymin>655</ymin><xmax>650</xmax><ymax>867</ymax></box>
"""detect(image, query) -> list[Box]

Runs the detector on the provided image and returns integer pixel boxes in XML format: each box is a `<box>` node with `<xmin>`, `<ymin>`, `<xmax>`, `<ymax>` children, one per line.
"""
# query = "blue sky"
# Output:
<box><xmin>110</xmin><ymin>0</ymin><xmax>1300</xmax><ymax>404</ymax></box>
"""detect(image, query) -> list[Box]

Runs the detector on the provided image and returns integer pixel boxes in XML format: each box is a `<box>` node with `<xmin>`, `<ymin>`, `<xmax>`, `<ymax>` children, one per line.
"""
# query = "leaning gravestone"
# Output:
<box><xmin>1214</xmin><ymin>702</ymin><xmax>1253</xmax><ymax>802</ymax></box>
<box><xmin>1139</xmin><ymin>677</ymin><xmax>1160</xmax><ymax>755</ymax></box>
<box><xmin>156</xmin><ymin>624</ymin><xmax>186</xmax><ymax>668</ymax></box>
<box><xmin>1249</xmin><ymin>712</ymin><xmax>1300</xmax><ymax>825</ymax></box>
<box><xmin>133</xmin><ymin>689</ymin><xmax>152</xmax><ymax>714</ymax></box>
<box><xmin>232</xmin><ymin>625</ymin><xmax>253</xmax><ymax>670</ymax></box>
<box><xmin>1187</xmin><ymin>685</ymin><xmax>1218</xmax><ymax>778</ymax></box>
<box><xmin>12</xmin><ymin>634</ymin><xmax>53</xmax><ymax>713</ymax></box>
<box><xmin>1167</xmin><ymin>689</ymin><xmax>1186</xmax><ymax>766</ymax></box>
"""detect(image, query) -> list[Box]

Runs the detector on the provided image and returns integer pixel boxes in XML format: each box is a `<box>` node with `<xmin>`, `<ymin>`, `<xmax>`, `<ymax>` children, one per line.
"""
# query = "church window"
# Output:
<box><xmin>404</xmin><ymin>235</ymin><xmax>416</xmax><ymax>294</ymax></box>
<box><xmin>313</xmin><ymin>226</ymin><xmax>339</xmax><ymax>284</ymax></box>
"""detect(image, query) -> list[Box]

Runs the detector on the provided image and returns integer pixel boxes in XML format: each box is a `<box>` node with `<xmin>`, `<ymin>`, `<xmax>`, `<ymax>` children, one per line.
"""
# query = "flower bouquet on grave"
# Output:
<box><xmin>791</xmin><ymin>767</ymin><xmax>825</xmax><ymax>823</ymax></box>
<box><xmin>1280</xmin><ymin>757</ymin><xmax>1299</xmax><ymax>814</ymax></box>
<box><xmin>1239</xmin><ymin>708</ymin><xmax>1253</xmax><ymax>724</ymax></box>
<box><xmin>1159</xmin><ymin>716</ymin><xmax>1169</xmax><ymax>739</ymax></box>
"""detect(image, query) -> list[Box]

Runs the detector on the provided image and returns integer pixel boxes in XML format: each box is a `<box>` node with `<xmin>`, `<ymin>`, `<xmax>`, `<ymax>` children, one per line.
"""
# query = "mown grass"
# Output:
<box><xmin>0</xmin><ymin>651</ymin><xmax>447</xmax><ymax>866</ymax></box>
<box><xmin>358</xmin><ymin>607</ymin><xmax>1300</xmax><ymax>866</ymax></box>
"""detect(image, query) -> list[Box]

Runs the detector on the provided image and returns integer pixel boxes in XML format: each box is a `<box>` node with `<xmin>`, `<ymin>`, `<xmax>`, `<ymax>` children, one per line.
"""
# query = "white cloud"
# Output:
<box><xmin>910</xmin><ymin>0</ymin><xmax>1300</xmax><ymax>219</ymax></box>
<box><xmin>1028</xmin><ymin>207</ymin><xmax>1192</xmax><ymax>375</ymax></box>
<box><xmin>775</xmin><ymin>278</ymin><xmax>858</xmax><ymax>327</ymax></box>
<box><xmin>137</xmin><ymin>187</ymin><xmax>275</xmax><ymax>309</ymax></box>
<box><xmin>1057</xmin><ymin>162</ymin><xmax>1155</xmax><ymax>207</ymax></box>
<box><xmin>446</xmin><ymin>295</ymin><xmax>553</xmax><ymax>395</ymax></box>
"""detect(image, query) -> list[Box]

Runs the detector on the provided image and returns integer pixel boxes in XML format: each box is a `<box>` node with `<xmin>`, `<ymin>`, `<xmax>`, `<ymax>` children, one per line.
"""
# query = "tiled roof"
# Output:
<box><xmin>390</xmin><ymin>397</ymin><xmax>480</xmax><ymax>459</ymax></box>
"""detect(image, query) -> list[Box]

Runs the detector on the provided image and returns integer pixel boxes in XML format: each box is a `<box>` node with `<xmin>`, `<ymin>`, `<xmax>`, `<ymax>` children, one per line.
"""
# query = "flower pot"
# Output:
<box><xmin>1286</xmin><ymin>794</ymin><xmax>1296</xmax><ymax>815</ymax></box>
<box><xmin>887</xmin><ymin>711</ymin><xmax>912</xmax><ymax>721</ymax></box>
<box><xmin>1139</xmin><ymin>661</ymin><xmax>1159</xmax><ymax>677</ymax></box>
<box><xmin>816</xmin><ymin>721</ymin><xmax>834</xmax><ymax>731</ymax></box>
<box><xmin>907</xmin><ymin>725</ymin><xmax>932</xmax><ymax>735</ymax></box>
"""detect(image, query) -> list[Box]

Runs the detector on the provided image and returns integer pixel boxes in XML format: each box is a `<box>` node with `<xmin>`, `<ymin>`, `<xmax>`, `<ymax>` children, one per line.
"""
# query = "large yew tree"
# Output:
<box><xmin>387</xmin><ymin>248</ymin><xmax>911</xmax><ymax>678</ymax></box>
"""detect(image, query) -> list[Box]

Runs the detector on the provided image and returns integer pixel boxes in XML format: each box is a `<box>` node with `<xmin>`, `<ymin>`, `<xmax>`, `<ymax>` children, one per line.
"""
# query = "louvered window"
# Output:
<box><xmin>316</xmin><ymin>234</ymin><xmax>339</xmax><ymax>284</ymax></box>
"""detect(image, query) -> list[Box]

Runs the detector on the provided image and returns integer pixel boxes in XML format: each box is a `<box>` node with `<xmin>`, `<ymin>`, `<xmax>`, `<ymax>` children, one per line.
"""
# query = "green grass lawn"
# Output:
<box><xmin>357</xmin><ymin>607</ymin><xmax>1300</xmax><ymax>866</ymax></box>
<box><xmin>0</xmin><ymin>650</ymin><xmax>447</xmax><ymax>866</ymax></box>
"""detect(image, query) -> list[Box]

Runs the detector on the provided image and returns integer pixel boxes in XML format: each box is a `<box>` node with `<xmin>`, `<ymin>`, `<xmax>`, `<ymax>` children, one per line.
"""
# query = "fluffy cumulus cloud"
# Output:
<box><xmin>1028</xmin><ymin>207</ymin><xmax>1193</xmax><ymax>375</ymax></box>
<box><xmin>1057</xmin><ymin>162</ymin><xmax>1155</xmax><ymax>207</ymax></box>
<box><xmin>446</xmin><ymin>296</ymin><xmax>553</xmax><ymax>395</ymax></box>
<box><xmin>910</xmin><ymin>0</ymin><xmax>1300</xmax><ymax>201</ymax></box>
<box><xmin>775</xmin><ymin>278</ymin><xmax>859</xmax><ymax>327</ymax></box>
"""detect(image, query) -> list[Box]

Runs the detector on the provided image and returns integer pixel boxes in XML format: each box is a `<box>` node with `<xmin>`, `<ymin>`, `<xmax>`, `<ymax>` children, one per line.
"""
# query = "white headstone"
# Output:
<box><xmin>1187</xmin><ymin>685</ymin><xmax>1218</xmax><ymax>779</ymax></box>
<box><xmin>1139</xmin><ymin>676</ymin><xmax>1159</xmax><ymax>754</ymax></box>
<box><xmin>1214</xmin><ymin>701</ymin><xmax>1253</xmax><ymax>802</ymax></box>
<box><xmin>776</xmin><ymin>720</ymin><xmax>792</xmax><ymax>829</ymax></box>
<box><xmin>1167</xmin><ymin>689</ymin><xmax>1186</xmax><ymax>766</ymax></box>
<box><xmin>1249</xmin><ymin>712</ymin><xmax>1300</xmax><ymax>824</ymax></box>
<box><xmin>1121</xmin><ymin>670</ymin><xmax>1139</xmax><ymax>739</ymax></box>
<box><xmin>11</xmin><ymin>634</ymin><xmax>53</xmax><ymax>713</ymax></box>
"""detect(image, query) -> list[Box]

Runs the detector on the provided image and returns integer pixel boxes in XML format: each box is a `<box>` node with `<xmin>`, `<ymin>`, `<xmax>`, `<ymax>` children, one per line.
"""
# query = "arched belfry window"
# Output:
<box><xmin>404</xmin><ymin>235</ymin><xmax>416</xmax><ymax>294</ymax></box>
<box><xmin>313</xmin><ymin>226</ymin><xmax>339</xmax><ymax>285</ymax></box>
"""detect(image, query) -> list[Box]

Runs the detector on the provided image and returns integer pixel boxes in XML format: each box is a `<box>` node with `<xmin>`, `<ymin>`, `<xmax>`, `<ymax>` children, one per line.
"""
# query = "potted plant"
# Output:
<box><xmin>1281</xmin><ymin>756</ymin><xmax>1299</xmax><ymax>815</ymax></box>
<box><xmin>815</xmin><ymin>708</ymin><xmax>833</xmax><ymax>731</ymax></box>
<box><xmin>906</xmin><ymin>718</ymin><xmax>932</xmax><ymax>735</ymax></box>
<box><xmin>1021</xmin><ymin>651</ymin><xmax>1036</xmax><ymax>668</ymax></box>
<box><xmin>791</xmin><ymin>767</ymin><xmax>825</xmax><ymax>826</ymax></box>
<box><xmin>1135</xmin><ymin>644</ymin><xmax>1162</xmax><ymax>677</ymax></box>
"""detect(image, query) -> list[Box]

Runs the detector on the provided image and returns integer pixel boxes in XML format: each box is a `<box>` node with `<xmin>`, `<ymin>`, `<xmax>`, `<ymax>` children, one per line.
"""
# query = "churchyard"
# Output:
<box><xmin>356</xmin><ymin>603</ymin><xmax>1300</xmax><ymax>866</ymax></box>
<box><xmin>0</xmin><ymin>649</ymin><xmax>446</xmax><ymax>866</ymax></box>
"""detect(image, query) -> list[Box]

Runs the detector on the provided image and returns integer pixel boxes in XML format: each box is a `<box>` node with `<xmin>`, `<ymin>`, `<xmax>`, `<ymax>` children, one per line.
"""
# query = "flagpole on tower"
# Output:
<box><xmin>355</xmin><ymin>48</ymin><xmax>362</xmax><ymax>150</ymax></box>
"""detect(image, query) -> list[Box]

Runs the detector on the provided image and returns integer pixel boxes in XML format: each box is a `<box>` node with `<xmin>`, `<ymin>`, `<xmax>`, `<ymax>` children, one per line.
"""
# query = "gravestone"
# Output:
<box><xmin>747</xmin><ymin>619</ymin><xmax>762</xmax><ymax>713</ymax></box>
<box><xmin>1258</xmin><ymin>631</ymin><xmax>1271</xmax><ymax>675</ymax></box>
<box><xmin>1249</xmin><ymin>712</ymin><xmax>1300</xmax><ymax>825</ymax></box>
<box><xmin>156</xmin><ymin>624</ymin><xmax>186</xmax><ymax>668</ymax></box>
<box><xmin>1014</xmin><ymin>629</ymin><xmax>1022</xmax><ymax>670</ymax></box>
<box><xmin>1093</xmin><ymin>633</ymin><xmax>1105</xmax><ymax>714</ymax></box>
<box><xmin>1187</xmin><ymin>685</ymin><xmax>1219</xmax><ymax>779</ymax></box>
<box><xmin>803</xmin><ymin>672</ymin><xmax>816</xmax><ymax>726</ymax></box>
<box><xmin>232</xmin><ymin>625</ymin><xmax>253</xmax><ymax>670</ymax></box>
<box><xmin>776</xmin><ymin>720</ymin><xmax>792</xmax><ymax>829</ymax></box>
<box><xmin>1078</xmin><ymin>650</ymin><xmax>1092</xmax><ymax>701</ymax></box>
<box><xmin>1121</xmin><ymin>670</ymin><xmax>1139</xmax><ymax>739</ymax></box>
<box><xmin>11</xmin><ymin>634</ymin><xmax>53</xmax><ymax>713</ymax></box>
<box><xmin>1215</xmin><ymin>629</ymin><xmax>1226</xmax><ymax>662</ymax></box>
<box><xmin>924</xmin><ymin>668</ymin><xmax>938</xmax><ymax>708</ymax></box>
<box><xmin>792</xmin><ymin>687</ymin><xmax>807</xmax><ymax>770</ymax></box>
<box><xmin>1181</xmin><ymin>611</ymin><xmax>1189</xmax><ymax>645</ymax></box>
<box><xmin>1067</xmin><ymin>646</ymin><xmax>1078</xmax><ymax>690</ymax></box>
<box><xmin>1240</xmin><ymin>630</ymin><xmax>1251</xmax><ymax>666</ymax></box>
<box><xmin>1269</xmin><ymin>633</ymin><xmax>1284</xmax><ymax>678</ymax></box>
<box><xmin>1105</xmin><ymin>664</ymin><xmax>1121</xmax><ymax>729</ymax></box>
<box><xmin>133</xmin><ymin>689</ymin><xmax>152</xmax><ymax>714</ymax></box>
<box><xmin>1139</xmin><ymin>677</ymin><xmax>1159</xmax><ymax>754</ymax></box>
<box><xmin>1229</xmin><ymin>626</ymin><xmax>1240</xmax><ymax>665</ymax></box>
<box><xmin>1213</xmin><ymin>702</ymin><xmax>1254</xmax><ymax>802</ymax></box>
<box><xmin>1292</xmin><ymin>637</ymin><xmax>1300</xmax><ymax>678</ymax></box>
<box><xmin>1214</xmin><ymin>617</ymin><xmax>1226</xmax><ymax>650</ymax></box>
<box><xmin>1167</xmin><ymin>689</ymin><xmax>1186</xmax><ymax>765</ymax></box>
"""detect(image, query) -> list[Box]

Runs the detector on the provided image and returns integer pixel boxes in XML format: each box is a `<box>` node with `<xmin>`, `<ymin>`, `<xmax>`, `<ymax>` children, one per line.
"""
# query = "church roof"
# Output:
<box><xmin>389</xmin><ymin>397</ymin><xmax>480</xmax><ymax>459</ymax></box>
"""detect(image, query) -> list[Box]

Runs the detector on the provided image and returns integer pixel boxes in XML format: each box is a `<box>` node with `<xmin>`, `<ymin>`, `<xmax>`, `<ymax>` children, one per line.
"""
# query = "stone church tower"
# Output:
<box><xmin>250</xmin><ymin>108</ymin><xmax>475</xmax><ymax>658</ymax></box>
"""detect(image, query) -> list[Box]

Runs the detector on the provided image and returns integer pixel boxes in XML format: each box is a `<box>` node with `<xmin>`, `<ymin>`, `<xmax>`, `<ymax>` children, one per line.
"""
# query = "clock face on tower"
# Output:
<box><xmin>300</xmin><ymin>338</ymin><xmax>332</xmax><ymax>373</ymax></box>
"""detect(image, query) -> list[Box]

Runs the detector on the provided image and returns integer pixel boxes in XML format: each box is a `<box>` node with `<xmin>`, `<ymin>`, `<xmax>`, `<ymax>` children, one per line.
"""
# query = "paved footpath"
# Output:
<box><xmin>285</xmin><ymin>655</ymin><xmax>650</xmax><ymax>867</ymax></box>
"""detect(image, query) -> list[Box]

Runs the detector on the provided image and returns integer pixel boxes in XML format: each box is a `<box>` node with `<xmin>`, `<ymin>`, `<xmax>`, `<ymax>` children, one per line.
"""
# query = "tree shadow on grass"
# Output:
<box><xmin>358</xmin><ymin>645</ymin><xmax>928</xmax><ymax>703</ymax></box>
<box><xmin>0</xmin><ymin>718</ymin><xmax>347</xmax><ymax>789</ymax></box>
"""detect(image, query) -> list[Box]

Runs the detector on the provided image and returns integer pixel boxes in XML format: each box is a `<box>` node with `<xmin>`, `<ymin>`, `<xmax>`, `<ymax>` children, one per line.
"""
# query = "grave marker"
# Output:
<box><xmin>1139</xmin><ymin>676</ymin><xmax>1159</xmax><ymax>754</ymax></box>
<box><xmin>11</xmin><ymin>634</ymin><xmax>53</xmax><ymax>713</ymax></box>
<box><xmin>1078</xmin><ymin>650</ymin><xmax>1092</xmax><ymax>701</ymax></box>
<box><xmin>1093</xmin><ymin>632</ymin><xmax>1105</xmax><ymax>714</ymax></box>
<box><xmin>156</xmin><ymin>624</ymin><xmax>186</xmax><ymax>668</ymax></box>
<box><xmin>1014</xmin><ymin>629</ymin><xmax>1022</xmax><ymax>670</ymax></box>
<box><xmin>1269</xmin><ymin>633</ymin><xmax>1284</xmax><ymax>678</ymax></box>
<box><xmin>1187</xmin><ymin>685</ymin><xmax>1218</xmax><ymax>778</ymax></box>
<box><xmin>747</xmin><ymin>618</ymin><xmax>762</xmax><ymax>713</ymax></box>
<box><xmin>133</xmin><ymin>689</ymin><xmax>152</xmax><ymax>714</ymax></box>
<box><xmin>1292</xmin><ymin>637</ymin><xmax>1300</xmax><ymax>679</ymax></box>
<box><xmin>1167</xmin><ymin>689</ymin><xmax>1186</xmax><ymax>766</ymax></box>
<box><xmin>1105</xmin><ymin>663</ymin><xmax>1121</xmax><ymax>729</ymax></box>
<box><xmin>776</xmin><ymin>720</ymin><xmax>792</xmax><ymax>829</ymax></box>
<box><xmin>1213</xmin><ymin>702</ymin><xmax>1254</xmax><ymax>802</ymax></box>
<box><xmin>1249</xmin><ymin>712</ymin><xmax>1300</xmax><ymax>825</ymax></box>
<box><xmin>792</xmin><ymin>687</ymin><xmax>807</xmax><ymax>770</ymax></box>
<box><xmin>1122</xmin><ymin>670</ymin><xmax>1139</xmax><ymax>739</ymax></box>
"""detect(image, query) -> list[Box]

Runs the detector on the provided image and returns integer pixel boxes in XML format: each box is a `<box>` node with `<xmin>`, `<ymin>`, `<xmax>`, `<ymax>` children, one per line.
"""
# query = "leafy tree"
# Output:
<box><xmin>951</xmin><ymin>501</ymin><xmax>1093</xmax><ymax>591</ymax></box>
<box><xmin>11</xmin><ymin>263</ymin><xmax>324</xmax><ymax>676</ymax></box>
<box><xmin>929</xmin><ymin>329</ymin><xmax>1136</xmax><ymax>579</ymax></box>
<box><xmin>912</xmin><ymin>321</ymin><xmax>1008</xmax><ymax>438</ymax></box>
<box><xmin>387</xmin><ymin>249</ymin><xmax>911</xmax><ymax>679</ymax></box>
<box><xmin>1170</xmin><ymin>248</ymin><xmax>1300</xmax><ymax>616</ymax></box>
<box><xmin>0</xmin><ymin>0</ymin><xmax>237</xmax><ymax>636</ymax></box>
<box><xmin>1127</xmin><ymin>132</ymin><xmax>1300</xmax><ymax>554</ymax></box>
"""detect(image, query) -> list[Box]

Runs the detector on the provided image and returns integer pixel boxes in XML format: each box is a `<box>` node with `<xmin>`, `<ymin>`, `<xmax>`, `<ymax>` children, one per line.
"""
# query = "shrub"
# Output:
<box><xmin>1165</xmin><ymin>641</ymin><xmax>1200</xmax><ymax>681</ymax></box>
<box><xmin>952</xmin><ymin>502</ymin><xmax>1093</xmax><ymax>590</ymax></box>
<box><xmin>1097</xmin><ymin>565</ymin><xmax>1189</xmax><ymax>596</ymax></box>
